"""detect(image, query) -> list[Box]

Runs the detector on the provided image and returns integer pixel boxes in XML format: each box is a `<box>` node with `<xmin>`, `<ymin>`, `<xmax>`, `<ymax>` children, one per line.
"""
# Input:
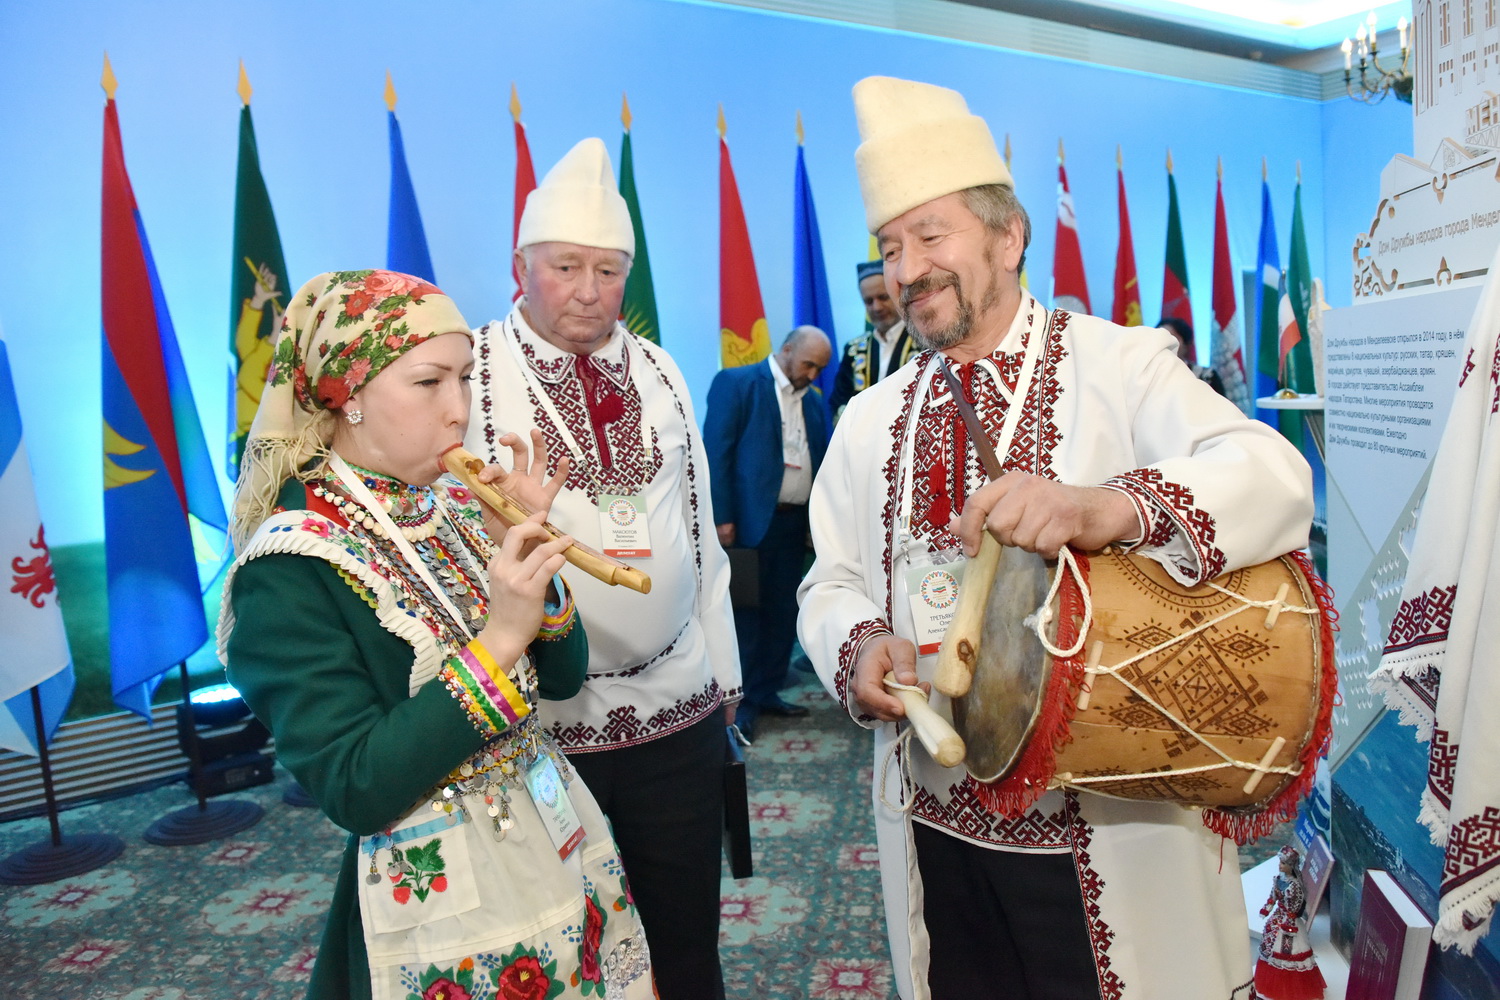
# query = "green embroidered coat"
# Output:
<box><xmin>224</xmin><ymin>484</ymin><xmax>588</xmax><ymax>1000</ymax></box>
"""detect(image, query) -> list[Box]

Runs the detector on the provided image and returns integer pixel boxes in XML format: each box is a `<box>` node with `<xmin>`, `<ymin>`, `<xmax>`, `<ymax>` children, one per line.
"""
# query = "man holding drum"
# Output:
<box><xmin>798</xmin><ymin>76</ymin><xmax>1313</xmax><ymax>1000</ymax></box>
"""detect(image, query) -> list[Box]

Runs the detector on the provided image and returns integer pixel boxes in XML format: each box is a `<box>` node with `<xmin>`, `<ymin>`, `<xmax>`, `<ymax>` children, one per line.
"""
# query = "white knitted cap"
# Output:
<box><xmin>852</xmin><ymin>77</ymin><xmax>1013</xmax><ymax>233</ymax></box>
<box><xmin>516</xmin><ymin>138</ymin><xmax>635</xmax><ymax>256</ymax></box>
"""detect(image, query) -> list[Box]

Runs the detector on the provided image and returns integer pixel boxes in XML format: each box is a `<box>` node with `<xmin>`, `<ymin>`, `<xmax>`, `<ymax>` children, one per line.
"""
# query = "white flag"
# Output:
<box><xmin>0</xmin><ymin>329</ymin><xmax>74</xmax><ymax>755</ymax></box>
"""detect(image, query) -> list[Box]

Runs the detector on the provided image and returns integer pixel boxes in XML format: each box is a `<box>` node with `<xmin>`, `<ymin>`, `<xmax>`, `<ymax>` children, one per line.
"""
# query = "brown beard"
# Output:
<box><xmin>902</xmin><ymin>240</ymin><xmax>1003</xmax><ymax>352</ymax></box>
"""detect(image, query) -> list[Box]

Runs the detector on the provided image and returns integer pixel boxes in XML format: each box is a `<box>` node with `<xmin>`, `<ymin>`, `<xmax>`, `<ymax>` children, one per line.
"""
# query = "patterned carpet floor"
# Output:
<box><xmin>0</xmin><ymin>669</ymin><xmax>897</xmax><ymax>1000</ymax></box>
<box><xmin>1</xmin><ymin>666</ymin><xmax>1288</xmax><ymax>1000</ymax></box>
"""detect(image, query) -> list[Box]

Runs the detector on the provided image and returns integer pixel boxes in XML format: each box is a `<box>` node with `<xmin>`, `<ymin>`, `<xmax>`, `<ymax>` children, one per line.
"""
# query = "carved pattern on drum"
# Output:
<box><xmin>1108</xmin><ymin>626</ymin><xmax>1277</xmax><ymax>744</ymax></box>
<box><xmin>910</xmin><ymin>785</ymin><xmax>1071</xmax><ymax>849</ymax></box>
<box><xmin>1105</xmin><ymin>468</ymin><xmax>1225</xmax><ymax>582</ymax></box>
<box><xmin>1064</xmin><ymin>793</ymin><xmax>1125</xmax><ymax>1000</ymax></box>
<box><xmin>1429</xmin><ymin>726</ymin><xmax>1459</xmax><ymax>810</ymax></box>
<box><xmin>1384</xmin><ymin>585</ymin><xmax>1458</xmax><ymax>655</ymax></box>
<box><xmin>1442</xmin><ymin>803</ymin><xmax>1500</xmax><ymax>899</ymax></box>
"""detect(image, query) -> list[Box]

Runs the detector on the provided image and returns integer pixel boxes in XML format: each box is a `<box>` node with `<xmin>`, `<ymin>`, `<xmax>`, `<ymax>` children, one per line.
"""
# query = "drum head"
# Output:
<box><xmin>949</xmin><ymin>546</ymin><xmax>1054</xmax><ymax>783</ymax></box>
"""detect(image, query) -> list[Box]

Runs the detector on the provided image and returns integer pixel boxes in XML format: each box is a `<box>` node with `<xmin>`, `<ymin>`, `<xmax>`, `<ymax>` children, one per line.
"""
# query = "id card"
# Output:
<box><xmin>903</xmin><ymin>558</ymin><xmax>967</xmax><ymax>656</ymax></box>
<box><xmin>597</xmin><ymin>494</ymin><xmax>651</xmax><ymax>558</ymax></box>
<box><xmin>525</xmin><ymin>755</ymin><xmax>585</xmax><ymax>860</ymax></box>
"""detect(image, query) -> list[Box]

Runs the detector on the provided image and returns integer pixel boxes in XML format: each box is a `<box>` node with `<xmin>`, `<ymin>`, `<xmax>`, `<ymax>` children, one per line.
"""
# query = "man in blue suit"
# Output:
<box><xmin>705</xmin><ymin>326</ymin><xmax>833</xmax><ymax>741</ymax></box>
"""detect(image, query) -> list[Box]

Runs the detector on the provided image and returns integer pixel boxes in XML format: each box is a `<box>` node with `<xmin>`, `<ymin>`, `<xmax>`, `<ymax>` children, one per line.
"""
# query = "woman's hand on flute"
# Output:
<box><xmin>476</xmin><ymin>429</ymin><xmax>570</xmax><ymax>542</ymax></box>
<box><xmin>475</xmin><ymin>511</ymin><xmax>573</xmax><ymax>666</ymax></box>
<box><xmin>852</xmin><ymin>635</ymin><xmax>925</xmax><ymax>722</ymax></box>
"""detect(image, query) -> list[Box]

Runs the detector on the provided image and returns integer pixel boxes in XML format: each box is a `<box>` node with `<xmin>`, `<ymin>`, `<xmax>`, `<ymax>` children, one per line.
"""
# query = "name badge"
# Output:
<box><xmin>903</xmin><ymin>558</ymin><xmax>967</xmax><ymax>656</ymax></box>
<box><xmin>524</xmin><ymin>755</ymin><xmax>585</xmax><ymax>860</ymax></box>
<box><xmin>597</xmin><ymin>494</ymin><xmax>651</xmax><ymax>558</ymax></box>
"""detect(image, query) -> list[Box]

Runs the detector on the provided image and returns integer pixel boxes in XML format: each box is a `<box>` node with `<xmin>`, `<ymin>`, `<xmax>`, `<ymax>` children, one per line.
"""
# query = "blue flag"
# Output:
<box><xmin>792</xmin><ymin>143</ymin><xmax>835</xmax><ymax>430</ymax></box>
<box><xmin>1254</xmin><ymin>179</ymin><xmax>1281</xmax><ymax>427</ymax></box>
<box><xmin>102</xmin><ymin>97</ymin><xmax>226</xmax><ymax>720</ymax></box>
<box><xmin>0</xmin><ymin>333</ymin><xmax>75</xmax><ymax>754</ymax></box>
<box><xmin>388</xmin><ymin>111</ymin><xmax>436</xmax><ymax>283</ymax></box>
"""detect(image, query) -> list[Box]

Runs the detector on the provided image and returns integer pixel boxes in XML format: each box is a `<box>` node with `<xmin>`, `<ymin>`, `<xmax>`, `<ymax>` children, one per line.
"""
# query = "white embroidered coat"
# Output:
<box><xmin>466</xmin><ymin>304</ymin><xmax>741</xmax><ymax>752</ymax></box>
<box><xmin>798</xmin><ymin>294</ymin><xmax>1313</xmax><ymax>1000</ymax></box>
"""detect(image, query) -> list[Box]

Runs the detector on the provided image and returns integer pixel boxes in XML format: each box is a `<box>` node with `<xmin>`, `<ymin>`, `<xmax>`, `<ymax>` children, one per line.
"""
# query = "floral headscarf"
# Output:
<box><xmin>231</xmin><ymin>269</ymin><xmax>471</xmax><ymax>551</ymax></box>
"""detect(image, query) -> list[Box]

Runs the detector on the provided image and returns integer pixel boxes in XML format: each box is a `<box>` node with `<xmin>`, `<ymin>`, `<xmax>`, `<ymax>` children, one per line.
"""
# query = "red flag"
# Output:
<box><xmin>1051</xmin><ymin>141</ymin><xmax>1090</xmax><ymax>315</ymax></box>
<box><xmin>1210</xmin><ymin>168</ymin><xmax>1252</xmax><ymax>413</ymax></box>
<box><xmin>718</xmin><ymin>107</ymin><xmax>769</xmax><ymax>368</ymax></box>
<box><xmin>510</xmin><ymin>84</ymin><xmax>536</xmax><ymax>300</ymax></box>
<box><xmin>1111</xmin><ymin>149</ymin><xmax>1141</xmax><ymax>327</ymax></box>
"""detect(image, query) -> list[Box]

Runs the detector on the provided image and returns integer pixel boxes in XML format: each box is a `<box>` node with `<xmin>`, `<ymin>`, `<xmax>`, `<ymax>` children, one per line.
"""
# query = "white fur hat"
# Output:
<box><xmin>852</xmin><ymin>76</ymin><xmax>1013</xmax><ymax>234</ymax></box>
<box><xmin>516</xmin><ymin>138</ymin><xmax>635</xmax><ymax>256</ymax></box>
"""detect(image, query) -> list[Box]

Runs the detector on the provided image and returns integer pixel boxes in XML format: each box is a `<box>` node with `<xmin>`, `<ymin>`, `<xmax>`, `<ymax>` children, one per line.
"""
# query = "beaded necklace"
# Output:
<box><xmin>311</xmin><ymin>462</ymin><xmax>440</xmax><ymax>542</ymax></box>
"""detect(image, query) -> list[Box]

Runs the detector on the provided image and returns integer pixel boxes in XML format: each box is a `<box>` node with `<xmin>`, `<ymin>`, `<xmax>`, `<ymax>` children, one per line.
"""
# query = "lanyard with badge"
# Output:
<box><xmin>893</xmin><ymin>308</ymin><xmax>1046</xmax><ymax>656</ymax></box>
<box><xmin>501</xmin><ymin>315</ymin><xmax>654</xmax><ymax>559</ymax></box>
<box><xmin>330</xmin><ymin>453</ymin><xmax>586</xmax><ymax>859</ymax></box>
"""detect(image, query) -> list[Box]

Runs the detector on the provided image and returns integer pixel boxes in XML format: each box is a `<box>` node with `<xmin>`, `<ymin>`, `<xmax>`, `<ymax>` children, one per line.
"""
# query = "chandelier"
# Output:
<box><xmin>1342</xmin><ymin>11</ymin><xmax>1412</xmax><ymax>104</ymax></box>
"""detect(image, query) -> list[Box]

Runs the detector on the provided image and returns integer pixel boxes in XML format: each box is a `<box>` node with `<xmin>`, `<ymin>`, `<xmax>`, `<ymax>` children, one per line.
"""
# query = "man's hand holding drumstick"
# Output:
<box><xmin>851</xmin><ymin>472</ymin><xmax>1141</xmax><ymax>722</ymax></box>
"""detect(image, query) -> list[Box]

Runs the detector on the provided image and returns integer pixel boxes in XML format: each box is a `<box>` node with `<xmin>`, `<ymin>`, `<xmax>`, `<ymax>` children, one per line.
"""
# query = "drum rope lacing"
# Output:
<box><xmin>1030</xmin><ymin>551</ymin><xmax>1320</xmax><ymax>790</ymax></box>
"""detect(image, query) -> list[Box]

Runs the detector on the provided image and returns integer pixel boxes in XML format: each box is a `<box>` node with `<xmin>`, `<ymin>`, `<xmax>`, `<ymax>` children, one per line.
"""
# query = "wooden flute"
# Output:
<box><xmin>439</xmin><ymin>444</ymin><xmax>652</xmax><ymax>594</ymax></box>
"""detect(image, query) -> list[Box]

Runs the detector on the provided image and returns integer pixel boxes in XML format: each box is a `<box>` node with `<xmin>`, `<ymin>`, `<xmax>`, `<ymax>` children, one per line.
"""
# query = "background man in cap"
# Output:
<box><xmin>798</xmin><ymin>77</ymin><xmax>1312</xmax><ymax>1000</ymax></box>
<box><xmin>466</xmin><ymin>137</ymin><xmax>738</xmax><ymax>999</ymax></box>
<box><xmin>703</xmin><ymin>325</ymin><xmax>832</xmax><ymax>742</ymax></box>
<box><xmin>829</xmin><ymin>259</ymin><xmax>914</xmax><ymax>420</ymax></box>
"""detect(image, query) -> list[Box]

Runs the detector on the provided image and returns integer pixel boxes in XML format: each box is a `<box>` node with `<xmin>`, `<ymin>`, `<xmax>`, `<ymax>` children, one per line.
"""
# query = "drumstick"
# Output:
<box><xmin>934</xmin><ymin>531</ymin><xmax>1003</xmax><ymax>697</ymax></box>
<box><xmin>889</xmin><ymin>684</ymin><xmax>966</xmax><ymax>768</ymax></box>
<box><xmin>439</xmin><ymin>444</ymin><xmax>652</xmax><ymax>594</ymax></box>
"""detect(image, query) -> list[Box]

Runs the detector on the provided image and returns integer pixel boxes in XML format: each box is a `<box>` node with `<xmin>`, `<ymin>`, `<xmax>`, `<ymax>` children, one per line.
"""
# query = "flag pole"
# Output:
<box><xmin>0</xmin><ymin>688</ymin><xmax>126</xmax><ymax>884</ymax></box>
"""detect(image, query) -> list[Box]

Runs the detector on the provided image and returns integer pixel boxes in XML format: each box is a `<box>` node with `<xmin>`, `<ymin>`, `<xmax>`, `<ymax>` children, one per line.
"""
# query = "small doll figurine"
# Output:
<box><xmin>1254</xmin><ymin>846</ymin><xmax>1326</xmax><ymax>1000</ymax></box>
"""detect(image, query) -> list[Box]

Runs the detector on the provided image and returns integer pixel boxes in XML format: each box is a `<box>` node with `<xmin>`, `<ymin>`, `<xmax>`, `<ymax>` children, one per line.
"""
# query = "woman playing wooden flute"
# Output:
<box><xmin>219</xmin><ymin>269</ymin><xmax>655</xmax><ymax>1000</ymax></box>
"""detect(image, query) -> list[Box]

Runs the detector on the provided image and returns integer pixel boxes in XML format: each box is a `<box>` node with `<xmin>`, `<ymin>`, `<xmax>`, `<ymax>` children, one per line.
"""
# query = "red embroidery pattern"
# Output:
<box><xmin>1443</xmin><ymin>804</ymin><xmax>1500</xmax><ymax>902</ymax></box>
<box><xmin>476</xmin><ymin>323</ymin><xmax>499</xmax><ymax>454</ymax></box>
<box><xmin>1401</xmin><ymin>665</ymin><xmax>1442</xmax><ymax>714</ymax></box>
<box><xmin>837</xmin><ymin>619</ymin><xmax>890</xmax><ymax>722</ymax></box>
<box><xmin>1105</xmin><ymin>468</ymin><xmax>1225</xmax><ymax>582</ymax></box>
<box><xmin>10</xmin><ymin>525</ymin><xmax>57</xmax><ymax>608</ymax></box>
<box><xmin>591</xmin><ymin>625</ymin><xmax>686</xmax><ymax>679</ymax></box>
<box><xmin>638</xmin><ymin>349</ymin><xmax>708</xmax><ymax>587</ymax></box>
<box><xmin>1428</xmin><ymin>726</ymin><xmax>1459</xmax><ymax>810</ymax></box>
<box><xmin>910</xmin><ymin>784</ymin><xmax>1071</xmax><ymax>848</ymax></box>
<box><xmin>881</xmin><ymin>371</ymin><xmax>926</xmax><ymax>626</ymax></box>
<box><xmin>516</xmin><ymin>335</ymin><xmax>662</xmax><ymax>503</ymax></box>
<box><xmin>1491</xmin><ymin>343</ymin><xmax>1500</xmax><ymax>415</ymax></box>
<box><xmin>1065</xmin><ymin>793</ymin><xmax>1124</xmax><ymax>1000</ymax></box>
<box><xmin>550</xmin><ymin>681</ymin><xmax>722</xmax><ymax>751</ymax></box>
<box><xmin>904</xmin><ymin>314</ymin><xmax>1067</xmax><ymax>549</ymax></box>
<box><xmin>1460</xmin><ymin>347</ymin><xmax>1476</xmax><ymax>388</ymax></box>
<box><xmin>1384</xmin><ymin>585</ymin><xmax>1458</xmax><ymax>655</ymax></box>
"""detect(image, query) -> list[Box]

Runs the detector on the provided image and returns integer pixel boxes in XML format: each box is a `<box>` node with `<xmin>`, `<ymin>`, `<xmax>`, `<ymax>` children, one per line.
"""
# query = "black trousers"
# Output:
<box><xmin>913</xmin><ymin>822</ymin><xmax>1102</xmax><ymax>1000</ymax></box>
<box><xmin>735</xmin><ymin>503</ymin><xmax>808</xmax><ymax>708</ymax></box>
<box><xmin>568</xmin><ymin>710</ymin><xmax>726</xmax><ymax>1000</ymax></box>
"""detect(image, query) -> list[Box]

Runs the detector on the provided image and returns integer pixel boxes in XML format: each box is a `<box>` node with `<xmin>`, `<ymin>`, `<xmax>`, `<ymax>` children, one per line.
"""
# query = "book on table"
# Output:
<box><xmin>1346</xmin><ymin>869</ymin><xmax>1433</xmax><ymax>1000</ymax></box>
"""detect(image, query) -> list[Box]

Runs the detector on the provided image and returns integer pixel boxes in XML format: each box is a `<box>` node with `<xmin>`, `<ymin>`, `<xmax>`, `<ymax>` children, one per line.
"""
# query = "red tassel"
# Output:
<box><xmin>971</xmin><ymin>550</ymin><xmax>1092</xmax><ymax>817</ymax></box>
<box><xmin>1201</xmin><ymin>551</ymin><xmax>1340</xmax><ymax>845</ymax></box>
<box><xmin>926</xmin><ymin>463</ymin><xmax>950</xmax><ymax>527</ymax></box>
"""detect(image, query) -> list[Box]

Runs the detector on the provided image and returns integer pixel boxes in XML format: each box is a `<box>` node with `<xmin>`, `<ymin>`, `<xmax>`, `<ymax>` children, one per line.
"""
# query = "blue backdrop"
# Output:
<box><xmin>0</xmin><ymin>0</ymin><xmax>1412</xmax><ymax>545</ymax></box>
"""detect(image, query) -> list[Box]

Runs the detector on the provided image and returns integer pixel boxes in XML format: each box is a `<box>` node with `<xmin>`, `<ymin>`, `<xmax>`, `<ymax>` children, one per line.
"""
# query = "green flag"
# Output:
<box><xmin>1160</xmin><ymin>156</ymin><xmax>1193</xmax><ymax>360</ymax></box>
<box><xmin>618</xmin><ymin>110</ymin><xmax>661</xmax><ymax>345</ymax></box>
<box><xmin>228</xmin><ymin>82</ymin><xmax>288</xmax><ymax>477</ymax></box>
